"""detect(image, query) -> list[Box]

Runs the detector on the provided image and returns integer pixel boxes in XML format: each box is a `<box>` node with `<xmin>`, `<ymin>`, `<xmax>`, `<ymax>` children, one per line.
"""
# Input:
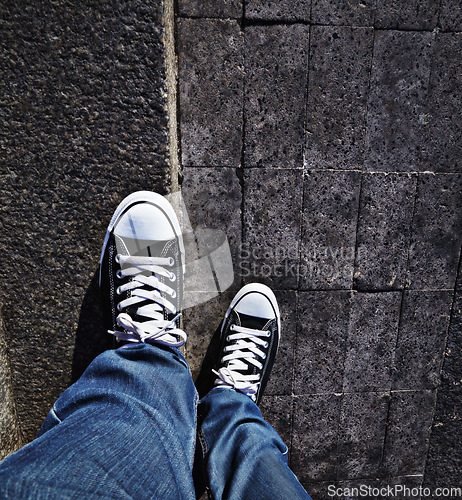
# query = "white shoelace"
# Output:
<box><xmin>213</xmin><ymin>324</ymin><xmax>271</xmax><ymax>401</ymax></box>
<box><xmin>108</xmin><ymin>254</ymin><xmax>187</xmax><ymax>347</ymax></box>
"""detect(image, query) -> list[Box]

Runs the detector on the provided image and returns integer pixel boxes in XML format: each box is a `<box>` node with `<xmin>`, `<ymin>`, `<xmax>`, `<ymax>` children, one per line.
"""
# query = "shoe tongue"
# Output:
<box><xmin>115</xmin><ymin>235</ymin><xmax>170</xmax><ymax>258</ymax></box>
<box><xmin>116</xmin><ymin>236</ymin><xmax>171</xmax><ymax>323</ymax></box>
<box><xmin>226</xmin><ymin>312</ymin><xmax>271</xmax><ymax>379</ymax></box>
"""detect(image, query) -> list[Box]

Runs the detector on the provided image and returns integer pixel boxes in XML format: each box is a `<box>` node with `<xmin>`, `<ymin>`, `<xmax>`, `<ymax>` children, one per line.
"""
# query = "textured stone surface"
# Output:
<box><xmin>305</xmin><ymin>27</ymin><xmax>373</xmax><ymax>170</ymax></box>
<box><xmin>354</xmin><ymin>173</ymin><xmax>416</xmax><ymax>290</ymax></box>
<box><xmin>260</xmin><ymin>395</ymin><xmax>293</xmax><ymax>451</ymax></box>
<box><xmin>311</xmin><ymin>0</ymin><xmax>375</xmax><ymax>26</ymax></box>
<box><xmin>382</xmin><ymin>391</ymin><xmax>436</xmax><ymax>476</ymax></box>
<box><xmin>0</xmin><ymin>0</ymin><xmax>169</xmax><ymax>442</ymax></box>
<box><xmin>181</xmin><ymin>167</ymin><xmax>242</xmax><ymax>290</ymax></box>
<box><xmin>294</xmin><ymin>292</ymin><xmax>351</xmax><ymax>394</ymax></box>
<box><xmin>300</xmin><ymin>171</ymin><xmax>361</xmax><ymax>290</ymax></box>
<box><xmin>245</xmin><ymin>0</ymin><xmax>311</xmax><ymax>21</ymax></box>
<box><xmin>439</xmin><ymin>0</ymin><xmax>462</xmax><ymax>31</ymax></box>
<box><xmin>393</xmin><ymin>291</ymin><xmax>452</xmax><ymax>390</ymax></box>
<box><xmin>375</xmin><ymin>0</ymin><xmax>439</xmax><ymax>29</ymax></box>
<box><xmin>265</xmin><ymin>291</ymin><xmax>297</xmax><ymax>396</ymax></box>
<box><xmin>337</xmin><ymin>392</ymin><xmax>390</xmax><ymax>480</ymax></box>
<box><xmin>243</xmin><ymin>169</ymin><xmax>303</xmax><ymax>289</ymax></box>
<box><xmin>178</xmin><ymin>19</ymin><xmax>243</xmax><ymax>167</ymax></box>
<box><xmin>179</xmin><ymin>0</ymin><xmax>242</xmax><ymax>18</ymax></box>
<box><xmin>245</xmin><ymin>25</ymin><xmax>309</xmax><ymax>167</ymax></box>
<box><xmin>365</xmin><ymin>31</ymin><xmax>433</xmax><ymax>172</ymax></box>
<box><xmin>0</xmin><ymin>313</ymin><xmax>23</xmax><ymax>459</ymax></box>
<box><xmin>292</xmin><ymin>394</ymin><xmax>342</xmax><ymax>483</ymax></box>
<box><xmin>343</xmin><ymin>292</ymin><xmax>401</xmax><ymax>392</ymax></box>
<box><xmin>408</xmin><ymin>174</ymin><xmax>462</xmax><ymax>290</ymax></box>
<box><xmin>421</xmin><ymin>33</ymin><xmax>462</xmax><ymax>173</ymax></box>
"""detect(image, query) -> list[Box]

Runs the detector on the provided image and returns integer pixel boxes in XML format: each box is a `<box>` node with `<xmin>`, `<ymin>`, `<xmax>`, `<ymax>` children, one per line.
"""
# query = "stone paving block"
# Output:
<box><xmin>311</xmin><ymin>0</ymin><xmax>375</xmax><ymax>28</ymax></box>
<box><xmin>365</xmin><ymin>31</ymin><xmax>434</xmax><ymax>172</ymax></box>
<box><xmin>294</xmin><ymin>292</ymin><xmax>351</xmax><ymax>394</ymax></box>
<box><xmin>183</xmin><ymin>291</ymin><xmax>234</xmax><ymax>380</ymax></box>
<box><xmin>393</xmin><ymin>291</ymin><xmax>452</xmax><ymax>391</ymax></box>
<box><xmin>243</xmin><ymin>169</ymin><xmax>303</xmax><ymax>289</ymax></box>
<box><xmin>178</xmin><ymin>19</ymin><xmax>243</xmax><ymax>167</ymax></box>
<box><xmin>179</xmin><ymin>0</ymin><xmax>242</xmax><ymax>18</ymax></box>
<box><xmin>421</xmin><ymin>33</ymin><xmax>462</xmax><ymax>173</ymax></box>
<box><xmin>245</xmin><ymin>25</ymin><xmax>309</xmax><ymax>167</ymax></box>
<box><xmin>382</xmin><ymin>390</ymin><xmax>436</xmax><ymax>476</ymax></box>
<box><xmin>439</xmin><ymin>0</ymin><xmax>462</xmax><ymax>31</ymax></box>
<box><xmin>408</xmin><ymin>174</ymin><xmax>462</xmax><ymax>290</ymax></box>
<box><xmin>260</xmin><ymin>395</ymin><xmax>293</xmax><ymax>450</ymax></box>
<box><xmin>300</xmin><ymin>171</ymin><xmax>361</xmax><ymax>290</ymax></box>
<box><xmin>337</xmin><ymin>392</ymin><xmax>390</xmax><ymax>480</ymax></box>
<box><xmin>265</xmin><ymin>291</ymin><xmax>297</xmax><ymax>396</ymax></box>
<box><xmin>245</xmin><ymin>0</ymin><xmax>311</xmax><ymax>21</ymax></box>
<box><xmin>181</xmin><ymin>167</ymin><xmax>242</xmax><ymax>290</ymax></box>
<box><xmin>423</xmin><ymin>388</ymin><xmax>462</xmax><ymax>490</ymax></box>
<box><xmin>375</xmin><ymin>0</ymin><xmax>439</xmax><ymax>29</ymax></box>
<box><xmin>305</xmin><ymin>26</ymin><xmax>373</xmax><ymax>170</ymax></box>
<box><xmin>354</xmin><ymin>173</ymin><xmax>416</xmax><ymax>291</ymax></box>
<box><xmin>343</xmin><ymin>292</ymin><xmax>401</xmax><ymax>392</ymax></box>
<box><xmin>291</xmin><ymin>394</ymin><xmax>342</xmax><ymax>483</ymax></box>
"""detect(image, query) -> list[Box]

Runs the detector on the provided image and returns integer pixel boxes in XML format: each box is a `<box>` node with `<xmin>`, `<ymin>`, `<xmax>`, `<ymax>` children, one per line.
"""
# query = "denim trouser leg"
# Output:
<box><xmin>198</xmin><ymin>387</ymin><xmax>311</xmax><ymax>500</ymax></box>
<box><xmin>0</xmin><ymin>344</ymin><xmax>197</xmax><ymax>500</ymax></box>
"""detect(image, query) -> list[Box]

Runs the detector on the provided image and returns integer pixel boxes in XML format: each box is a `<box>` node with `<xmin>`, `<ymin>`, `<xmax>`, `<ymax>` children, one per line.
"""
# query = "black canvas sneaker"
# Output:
<box><xmin>213</xmin><ymin>283</ymin><xmax>280</xmax><ymax>404</ymax></box>
<box><xmin>99</xmin><ymin>191</ymin><xmax>186</xmax><ymax>347</ymax></box>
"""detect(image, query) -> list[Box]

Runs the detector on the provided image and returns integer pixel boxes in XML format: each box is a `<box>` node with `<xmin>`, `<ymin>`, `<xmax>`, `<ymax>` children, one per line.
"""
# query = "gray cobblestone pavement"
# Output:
<box><xmin>1</xmin><ymin>0</ymin><xmax>461</xmax><ymax>497</ymax></box>
<box><xmin>178</xmin><ymin>2</ymin><xmax>462</xmax><ymax>497</ymax></box>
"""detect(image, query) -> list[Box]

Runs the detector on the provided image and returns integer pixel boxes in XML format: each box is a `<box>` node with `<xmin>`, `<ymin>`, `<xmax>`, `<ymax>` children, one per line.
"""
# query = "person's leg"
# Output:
<box><xmin>0</xmin><ymin>191</ymin><xmax>195</xmax><ymax>499</ymax></box>
<box><xmin>0</xmin><ymin>344</ymin><xmax>197</xmax><ymax>499</ymax></box>
<box><xmin>198</xmin><ymin>284</ymin><xmax>311</xmax><ymax>500</ymax></box>
<box><xmin>199</xmin><ymin>387</ymin><xmax>309</xmax><ymax>500</ymax></box>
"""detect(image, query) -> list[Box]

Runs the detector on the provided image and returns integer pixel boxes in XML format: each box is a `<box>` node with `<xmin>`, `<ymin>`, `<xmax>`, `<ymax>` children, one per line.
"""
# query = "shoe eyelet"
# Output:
<box><xmin>169</xmin><ymin>272</ymin><xmax>176</xmax><ymax>282</ymax></box>
<box><xmin>116</xmin><ymin>286</ymin><xmax>122</xmax><ymax>295</ymax></box>
<box><xmin>170</xmin><ymin>290</ymin><xmax>177</xmax><ymax>298</ymax></box>
<box><xmin>266</xmin><ymin>331</ymin><xmax>271</xmax><ymax>337</ymax></box>
<box><xmin>168</xmin><ymin>257</ymin><xmax>175</xmax><ymax>267</ymax></box>
<box><xmin>262</xmin><ymin>354</ymin><xmax>266</xmax><ymax>360</ymax></box>
<box><xmin>230</xmin><ymin>325</ymin><xmax>235</xmax><ymax>331</ymax></box>
<box><xmin>117</xmin><ymin>303</ymin><xmax>122</xmax><ymax>311</ymax></box>
<box><xmin>115</xmin><ymin>254</ymin><xmax>121</xmax><ymax>264</ymax></box>
<box><xmin>226</xmin><ymin>336</ymin><xmax>230</xmax><ymax>342</ymax></box>
<box><xmin>116</xmin><ymin>270</ymin><xmax>123</xmax><ymax>279</ymax></box>
<box><xmin>264</xmin><ymin>341</ymin><xmax>268</xmax><ymax>348</ymax></box>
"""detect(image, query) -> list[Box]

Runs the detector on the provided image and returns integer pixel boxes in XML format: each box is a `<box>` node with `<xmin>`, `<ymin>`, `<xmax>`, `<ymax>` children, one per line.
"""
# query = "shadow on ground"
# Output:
<box><xmin>71</xmin><ymin>269</ymin><xmax>109</xmax><ymax>383</ymax></box>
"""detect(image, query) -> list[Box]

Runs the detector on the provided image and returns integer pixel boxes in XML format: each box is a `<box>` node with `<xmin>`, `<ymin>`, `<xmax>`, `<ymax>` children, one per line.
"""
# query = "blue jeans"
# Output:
<box><xmin>0</xmin><ymin>344</ymin><xmax>310</xmax><ymax>499</ymax></box>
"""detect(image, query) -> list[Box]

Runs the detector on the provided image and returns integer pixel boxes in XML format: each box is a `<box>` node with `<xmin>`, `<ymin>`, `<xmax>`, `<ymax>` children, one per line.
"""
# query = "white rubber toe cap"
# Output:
<box><xmin>113</xmin><ymin>202</ymin><xmax>175</xmax><ymax>241</ymax></box>
<box><xmin>234</xmin><ymin>290</ymin><xmax>276</xmax><ymax>319</ymax></box>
